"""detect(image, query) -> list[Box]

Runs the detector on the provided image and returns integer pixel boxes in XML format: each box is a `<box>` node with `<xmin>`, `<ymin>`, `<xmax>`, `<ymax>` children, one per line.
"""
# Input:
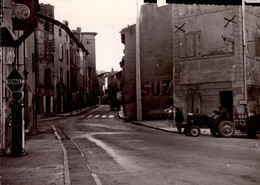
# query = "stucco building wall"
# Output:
<box><xmin>121</xmin><ymin>25</ymin><xmax>137</xmax><ymax>121</ymax></box>
<box><xmin>140</xmin><ymin>4</ymin><xmax>173</xmax><ymax>119</ymax></box>
<box><xmin>173</xmin><ymin>4</ymin><xmax>260</xmax><ymax>116</ymax></box>
<box><xmin>121</xmin><ymin>3</ymin><xmax>260</xmax><ymax>121</ymax></box>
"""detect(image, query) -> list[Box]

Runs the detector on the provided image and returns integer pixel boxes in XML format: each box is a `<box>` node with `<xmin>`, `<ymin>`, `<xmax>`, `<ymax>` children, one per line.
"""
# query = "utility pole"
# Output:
<box><xmin>136</xmin><ymin>0</ymin><xmax>142</xmax><ymax>120</ymax></box>
<box><xmin>242</xmin><ymin>0</ymin><xmax>248</xmax><ymax>113</ymax></box>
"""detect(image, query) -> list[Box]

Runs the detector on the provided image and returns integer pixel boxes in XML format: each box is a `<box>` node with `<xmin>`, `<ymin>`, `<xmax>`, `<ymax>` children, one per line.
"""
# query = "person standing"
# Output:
<box><xmin>175</xmin><ymin>107</ymin><xmax>184</xmax><ymax>133</ymax></box>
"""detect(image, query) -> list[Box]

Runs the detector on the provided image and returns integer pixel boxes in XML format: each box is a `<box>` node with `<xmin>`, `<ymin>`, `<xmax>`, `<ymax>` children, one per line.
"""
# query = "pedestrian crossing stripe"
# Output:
<box><xmin>87</xmin><ymin>114</ymin><xmax>114</xmax><ymax>118</ymax></box>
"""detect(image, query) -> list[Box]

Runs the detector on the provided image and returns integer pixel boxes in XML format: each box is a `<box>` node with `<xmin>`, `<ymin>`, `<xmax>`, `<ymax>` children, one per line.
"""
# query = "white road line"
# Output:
<box><xmin>94</xmin><ymin>115</ymin><xmax>100</xmax><ymax>118</ymax></box>
<box><xmin>109</xmin><ymin>115</ymin><xmax>114</xmax><ymax>118</ymax></box>
<box><xmin>101</xmin><ymin>115</ymin><xmax>107</xmax><ymax>118</ymax></box>
<box><xmin>51</xmin><ymin>125</ymin><xmax>71</xmax><ymax>185</ymax></box>
<box><xmin>87</xmin><ymin>114</ymin><xmax>93</xmax><ymax>118</ymax></box>
<box><xmin>71</xmin><ymin>139</ymin><xmax>103</xmax><ymax>185</ymax></box>
<box><xmin>85</xmin><ymin>133</ymin><xmax>143</xmax><ymax>173</ymax></box>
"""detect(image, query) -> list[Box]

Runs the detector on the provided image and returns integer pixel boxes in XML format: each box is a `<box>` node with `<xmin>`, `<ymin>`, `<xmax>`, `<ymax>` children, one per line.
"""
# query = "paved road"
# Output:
<box><xmin>50</xmin><ymin>105</ymin><xmax>260</xmax><ymax>185</ymax></box>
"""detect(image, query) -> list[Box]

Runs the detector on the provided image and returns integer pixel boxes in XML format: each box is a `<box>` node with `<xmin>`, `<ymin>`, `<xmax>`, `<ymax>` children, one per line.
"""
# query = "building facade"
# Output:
<box><xmin>121</xmin><ymin>2</ymin><xmax>260</xmax><ymax>121</ymax></box>
<box><xmin>1</xmin><ymin>0</ymin><xmax>40</xmax><ymax>153</ymax></box>
<box><xmin>0</xmin><ymin>1</ymin><xmax>97</xmax><ymax>154</ymax></box>
<box><xmin>72</xmin><ymin>28</ymin><xmax>98</xmax><ymax>106</ymax></box>
<box><xmin>34</xmin><ymin>4</ymin><xmax>98</xmax><ymax>118</ymax></box>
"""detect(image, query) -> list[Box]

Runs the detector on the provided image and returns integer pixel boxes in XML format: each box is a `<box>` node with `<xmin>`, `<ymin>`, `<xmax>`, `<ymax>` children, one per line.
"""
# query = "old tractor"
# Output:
<box><xmin>184</xmin><ymin>111</ymin><xmax>260</xmax><ymax>138</ymax></box>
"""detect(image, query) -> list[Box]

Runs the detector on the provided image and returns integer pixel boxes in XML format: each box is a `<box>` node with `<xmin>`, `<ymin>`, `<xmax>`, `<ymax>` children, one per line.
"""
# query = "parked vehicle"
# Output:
<box><xmin>185</xmin><ymin>111</ymin><xmax>260</xmax><ymax>138</ymax></box>
<box><xmin>234</xmin><ymin>114</ymin><xmax>260</xmax><ymax>138</ymax></box>
<box><xmin>110</xmin><ymin>98</ymin><xmax>120</xmax><ymax>111</ymax></box>
<box><xmin>185</xmin><ymin>111</ymin><xmax>235</xmax><ymax>137</ymax></box>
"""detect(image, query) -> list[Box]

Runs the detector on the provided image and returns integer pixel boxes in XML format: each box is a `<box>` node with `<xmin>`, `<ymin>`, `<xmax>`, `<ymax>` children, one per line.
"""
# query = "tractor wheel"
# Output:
<box><xmin>218</xmin><ymin>121</ymin><xmax>235</xmax><ymax>138</ymax></box>
<box><xmin>190</xmin><ymin>126</ymin><xmax>201</xmax><ymax>137</ymax></box>
<box><xmin>210</xmin><ymin>128</ymin><xmax>220</xmax><ymax>137</ymax></box>
<box><xmin>184</xmin><ymin>127</ymin><xmax>191</xmax><ymax>136</ymax></box>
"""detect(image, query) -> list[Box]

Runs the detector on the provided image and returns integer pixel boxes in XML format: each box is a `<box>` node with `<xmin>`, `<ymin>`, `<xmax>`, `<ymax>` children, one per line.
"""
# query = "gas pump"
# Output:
<box><xmin>10</xmin><ymin>91</ymin><xmax>25</xmax><ymax>155</ymax></box>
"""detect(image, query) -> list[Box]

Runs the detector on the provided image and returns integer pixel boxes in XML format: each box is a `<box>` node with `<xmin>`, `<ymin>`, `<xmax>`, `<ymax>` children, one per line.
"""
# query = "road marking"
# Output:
<box><xmin>71</xmin><ymin>139</ymin><xmax>103</xmax><ymax>185</ymax></box>
<box><xmin>84</xmin><ymin>132</ymin><xmax>143</xmax><ymax>173</ymax></box>
<box><xmin>51</xmin><ymin>125</ymin><xmax>71</xmax><ymax>185</ymax></box>
<box><xmin>86</xmin><ymin>114</ymin><xmax>115</xmax><ymax>119</ymax></box>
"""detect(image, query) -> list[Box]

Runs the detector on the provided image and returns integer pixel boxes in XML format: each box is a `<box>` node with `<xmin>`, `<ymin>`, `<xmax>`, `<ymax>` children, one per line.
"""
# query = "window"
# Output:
<box><xmin>67</xmin><ymin>71</ymin><xmax>69</xmax><ymax>86</ymax></box>
<box><xmin>44</xmin><ymin>68</ymin><xmax>51</xmax><ymax>88</ymax></box>
<box><xmin>44</xmin><ymin>22</ymin><xmax>49</xmax><ymax>32</ymax></box>
<box><xmin>60</xmin><ymin>68</ymin><xmax>63</xmax><ymax>82</ymax></box>
<box><xmin>255</xmin><ymin>33</ymin><xmax>260</xmax><ymax>57</ymax></box>
<box><xmin>59</xmin><ymin>28</ymin><xmax>62</xmax><ymax>36</ymax></box>
<box><xmin>186</xmin><ymin>31</ymin><xmax>201</xmax><ymax>57</ymax></box>
<box><xmin>59</xmin><ymin>44</ymin><xmax>64</xmax><ymax>60</ymax></box>
<box><xmin>66</xmin><ymin>49</ymin><xmax>69</xmax><ymax>65</ymax></box>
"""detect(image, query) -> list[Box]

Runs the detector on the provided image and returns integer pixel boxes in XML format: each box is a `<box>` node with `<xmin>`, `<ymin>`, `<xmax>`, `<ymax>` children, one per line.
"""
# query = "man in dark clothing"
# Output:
<box><xmin>218</xmin><ymin>106</ymin><xmax>230</xmax><ymax>119</ymax></box>
<box><xmin>175</xmin><ymin>107</ymin><xmax>184</xmax><ymax>133</ymax></box>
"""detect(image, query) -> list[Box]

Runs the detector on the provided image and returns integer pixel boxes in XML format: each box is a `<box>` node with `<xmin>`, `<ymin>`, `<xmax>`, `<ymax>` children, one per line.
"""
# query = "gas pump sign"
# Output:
<box><xmin>5</xmin><ymin>68</ymin><xmax>24</xmax><ymax>92</ymax></box>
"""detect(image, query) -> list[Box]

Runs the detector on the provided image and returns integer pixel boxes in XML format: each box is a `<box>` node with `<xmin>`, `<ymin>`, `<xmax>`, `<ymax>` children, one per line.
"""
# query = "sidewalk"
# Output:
<box><xmin>118</xmin><ymin>109</ymin><xmax>212</xmax><ymax>135</ymax></box>
<box><xmin>0</xmin><ymin>106</ymin><xmax>98</xmax><ymax>185</ymax></box>
<box><xmin>0</xmin><ymin>120</ymin><xmax>65</xmax><ymax>184</ymax></box>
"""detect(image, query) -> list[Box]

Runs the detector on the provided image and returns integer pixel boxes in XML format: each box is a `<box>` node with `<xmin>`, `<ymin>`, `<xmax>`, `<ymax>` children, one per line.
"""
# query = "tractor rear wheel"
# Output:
<box><xmin>218</xmin><ymin>121</ymin><xmax>235</xmax><ymax>138</ymax></box>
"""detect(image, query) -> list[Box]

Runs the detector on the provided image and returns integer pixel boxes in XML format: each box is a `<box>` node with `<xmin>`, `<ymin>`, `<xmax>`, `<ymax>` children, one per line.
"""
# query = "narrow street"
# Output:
<box><xmin>47</xmin><ymin>105</ymin><xmax>260</xmax><ymax>185</ymax></box>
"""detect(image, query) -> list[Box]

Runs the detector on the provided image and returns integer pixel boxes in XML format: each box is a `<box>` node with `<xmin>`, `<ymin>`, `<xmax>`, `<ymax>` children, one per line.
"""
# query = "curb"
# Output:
<box><xmin>38</xmin><ymin>105</ymin><xmax>99</xmax><ymax>121</ymax></box>
<box><xmin>132</xmin><ymin>121</ymin><xmax>179</xmax><ymax>133</ymax></box>
<box><xmin>51</xmin><ymin>125</ymin><xmax>71</xmax><ymax>185</ymax></box>
<box><xmin>131</xmin><ymin>121</ymin><xmax>213</xmax><ymax>136</ymax></box>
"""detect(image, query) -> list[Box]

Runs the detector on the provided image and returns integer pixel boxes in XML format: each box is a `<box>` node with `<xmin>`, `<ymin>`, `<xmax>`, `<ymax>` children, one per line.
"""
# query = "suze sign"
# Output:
<box><xmin>5</xmin><ymin>68</ymin><xmax>25</xmax><ymax>92</ymax></box>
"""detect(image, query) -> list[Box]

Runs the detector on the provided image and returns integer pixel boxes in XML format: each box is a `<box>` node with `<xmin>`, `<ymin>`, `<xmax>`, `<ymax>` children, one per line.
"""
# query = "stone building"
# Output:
<box><xmin>34</xmin><ymin>4</ymin><xmax>97</xmax><ymax>117</ymax></box>
<box><xmin>1</xmin><ymin>0</ymin><xmax>40</xmax><ymax>154</ymax></box>
<box><xmin>121</xmin><ymin>2</ymin><xmax>260</xmax><ymax>121</ymax></box>
<box><xmin>72</xmin><ymin>28</ymin><xmax>98</xmax><ymax>106</ymax></box>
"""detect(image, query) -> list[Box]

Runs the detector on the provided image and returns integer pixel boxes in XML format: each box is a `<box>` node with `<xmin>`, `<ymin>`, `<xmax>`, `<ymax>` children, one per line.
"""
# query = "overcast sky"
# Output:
<box><xmin>38</xmin><ymin>0</ymin><xmax>167</xmax><ymax>72</ymax></box>
<box><xmin>39</xmin><ymin>0</ymin><xmax>259</xmax><ymax>72</ymax></box>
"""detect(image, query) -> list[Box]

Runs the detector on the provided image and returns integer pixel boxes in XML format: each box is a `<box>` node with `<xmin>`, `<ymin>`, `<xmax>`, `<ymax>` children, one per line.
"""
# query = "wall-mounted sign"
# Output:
<box><xmin>239</xmin><ymin>100</ymin><xmax>248</xmax><ymax>105</ymax></box>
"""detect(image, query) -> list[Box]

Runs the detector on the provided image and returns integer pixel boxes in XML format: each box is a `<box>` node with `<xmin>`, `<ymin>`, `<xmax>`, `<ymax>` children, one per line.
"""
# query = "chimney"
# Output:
<box><xmin>40</xmin><ymin>4</ymin><xmax>54</xmax><ymax>19</ymax></box>
<box><xmin>63</xmin><ymin>20</ymin><xmax>69</xmax><ymax>27</ymax></box>
<box><xmin>77</xmin><ymin>27</ymin><xmax>81</xmax><ymax>33</ymax></box>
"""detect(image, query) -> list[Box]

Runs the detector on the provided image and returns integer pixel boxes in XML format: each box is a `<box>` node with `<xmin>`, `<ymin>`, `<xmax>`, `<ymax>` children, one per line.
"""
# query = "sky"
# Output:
<box><xmin>39</xmin><ymin>0</ymin><xmax>259</xmax><ymax>72</ymax></box>
<box><xmin>39</xmin><ymin>0</ymin><xmax>167</xmax><ymax>72</ymax></box>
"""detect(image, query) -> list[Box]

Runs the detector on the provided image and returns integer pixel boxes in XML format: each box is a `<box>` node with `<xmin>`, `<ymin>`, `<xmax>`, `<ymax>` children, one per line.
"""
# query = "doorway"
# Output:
<box><xmin>219</xmin><ymin>91</ymin><xmax>233</xmax><ymax>118</ymax></box>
